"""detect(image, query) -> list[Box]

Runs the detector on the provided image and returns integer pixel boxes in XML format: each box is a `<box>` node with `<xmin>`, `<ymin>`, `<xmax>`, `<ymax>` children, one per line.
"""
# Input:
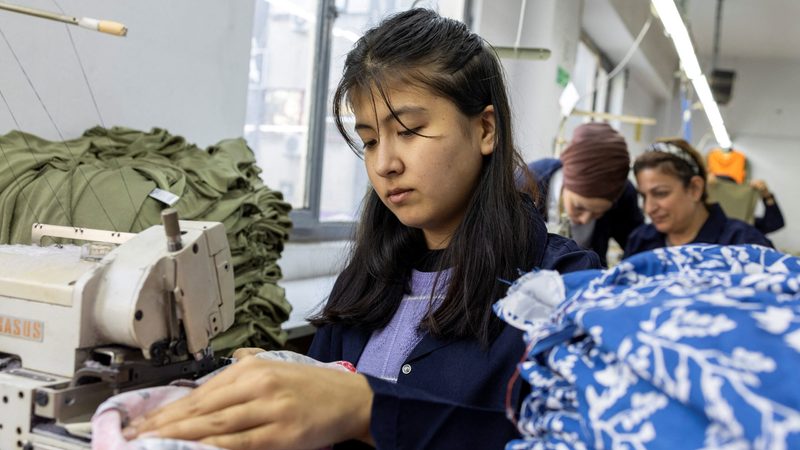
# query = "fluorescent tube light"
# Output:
<box><xmin>652</xmin><ymin>0</ymin><xmax>731</xmax><ymax>148</ymax></box>
<box><xmin>693</xmin><ymin>76</ymin><xmax>731</xmax><ymax>148</ymax></box>
<box><xmin>652</xmin><ymin>0</ymin><xmax>702</xmax><ymax>78</ymax></box>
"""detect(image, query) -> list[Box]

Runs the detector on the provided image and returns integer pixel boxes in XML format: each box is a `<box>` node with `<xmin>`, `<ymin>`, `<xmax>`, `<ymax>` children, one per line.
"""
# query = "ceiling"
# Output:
<box><xmin>685</xmin><ymin>0</ymin><xmax>800</xmax><ymax>62</ymax></box>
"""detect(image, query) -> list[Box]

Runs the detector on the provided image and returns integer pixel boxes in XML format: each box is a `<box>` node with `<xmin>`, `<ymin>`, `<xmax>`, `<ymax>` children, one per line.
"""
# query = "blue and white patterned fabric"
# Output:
<box><xmin>494</xmin><ymin>244</ymin><xmax>800</xmax><ymax>450</ymax></box>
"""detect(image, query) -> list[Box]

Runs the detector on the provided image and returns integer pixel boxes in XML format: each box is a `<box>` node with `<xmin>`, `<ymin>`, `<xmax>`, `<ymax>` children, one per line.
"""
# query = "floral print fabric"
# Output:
<box><xmin>495</xmin><ymin>244</ymin><xmax>800</xmax><ymax>450</ymax></box>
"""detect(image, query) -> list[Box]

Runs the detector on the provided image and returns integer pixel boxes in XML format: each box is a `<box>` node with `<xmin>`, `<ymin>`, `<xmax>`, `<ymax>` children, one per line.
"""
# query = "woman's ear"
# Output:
<box><xmin>478</xmin><ymin>105</ymin><xmax>496</xmax><ymax>156</ymax></box>
<box><xmin>688</xmin><ymin>175</ymin><xmax>705</xmax><ymax>202</ymax></box>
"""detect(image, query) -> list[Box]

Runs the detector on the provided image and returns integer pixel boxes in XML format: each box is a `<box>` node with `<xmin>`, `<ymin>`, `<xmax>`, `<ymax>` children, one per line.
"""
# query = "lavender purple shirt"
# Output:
<box><xmin>355</xmin><ymin>269</ymin><xmax>449</xmax><ymax>382</ymax></box>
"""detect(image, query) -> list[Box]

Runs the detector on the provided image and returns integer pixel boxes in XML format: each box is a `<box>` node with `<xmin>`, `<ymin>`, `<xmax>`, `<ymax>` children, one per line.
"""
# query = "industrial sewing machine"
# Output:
<box><xmin>0</xmin><ymin>210</ymin><xmax>235</xmax><ymax>449</ymax></box>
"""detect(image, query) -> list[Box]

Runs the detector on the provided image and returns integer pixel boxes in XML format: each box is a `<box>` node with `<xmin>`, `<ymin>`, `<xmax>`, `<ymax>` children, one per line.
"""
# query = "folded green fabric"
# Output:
<box><xmin>0</xmin><ymin>126</ymin><xmax>293</xmax><ymax>355</ymax></box>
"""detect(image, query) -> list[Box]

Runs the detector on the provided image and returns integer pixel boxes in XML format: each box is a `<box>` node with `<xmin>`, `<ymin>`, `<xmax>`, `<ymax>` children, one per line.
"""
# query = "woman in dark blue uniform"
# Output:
<box><xmin>527</xmin><ymin>123</ymin><xmax>644</xmax><ymax>266</ymax></box>
<box><xmin>625</xmin><ymin>139</ymin><xmax>772</xmax><ymax>257</ymax></box>
<box><xmin>130</xmin><ymin>9</ymin><xmax>601</xmax><ymax>450</ymax></box>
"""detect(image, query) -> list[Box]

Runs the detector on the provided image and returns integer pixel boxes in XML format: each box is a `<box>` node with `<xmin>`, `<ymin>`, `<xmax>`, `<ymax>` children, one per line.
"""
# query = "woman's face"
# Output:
<box><xmin>352</xmin><ymin>85</ymin><xmax>495</xmax><ymax>249</ymax></box>
<box><xmin>561</xmin><ymin>189</ymin><xmax>613</xmax><ymax>225</ymax></box>
<box><xmin>636</xmin><ymin>167</ymin><xmax>705</xmax><ymax>235</ymax></box>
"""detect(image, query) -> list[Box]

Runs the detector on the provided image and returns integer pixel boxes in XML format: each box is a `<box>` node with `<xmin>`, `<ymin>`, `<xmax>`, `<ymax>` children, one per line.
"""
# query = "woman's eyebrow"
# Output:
<box><xmin>355</xmin><ymin>105</ymin><xmax>429</xmax><ymax>132</ymax></box>
<box><xmin>381</xmin><ymin>105</ymin><xmax>429</xmax><ymax>125</ymax></box>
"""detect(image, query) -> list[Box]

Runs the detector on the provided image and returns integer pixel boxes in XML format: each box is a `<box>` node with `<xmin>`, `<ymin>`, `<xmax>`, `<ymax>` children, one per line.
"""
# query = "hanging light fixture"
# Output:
<box><xmin>651</xmin><ymin>0</ymin><xmax>731</xmax><ymax>148</ymax></box>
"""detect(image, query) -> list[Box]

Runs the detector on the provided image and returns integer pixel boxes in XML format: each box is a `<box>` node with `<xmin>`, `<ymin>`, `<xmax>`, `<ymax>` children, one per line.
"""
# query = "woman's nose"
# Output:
<box><xmin>573</xmin><ymin>211</ymin><xmax>591</xmax><ymax>225</ymax></box>
<box><xmin>644</xmin><ymin>197</ymin><xmax>658</xmax><ymax>215</ymax></box>
<box><xmin>372</xmin><ymin>141</ymin><xmax>404</xmax><ymax>177</ymax></box>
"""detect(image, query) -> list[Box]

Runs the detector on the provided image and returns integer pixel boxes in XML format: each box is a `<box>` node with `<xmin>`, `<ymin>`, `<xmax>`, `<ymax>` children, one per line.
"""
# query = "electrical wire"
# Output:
<box><xmin>513</xmin><ymin>0</ymin><xmax>528</xmax><ymax>52</ymax></box>
<box><xmin>608</xmin><ymin>14</ymin><xmax>653</xmax><ymax>81</ymax></box>
<box><xmin>0</xmin><ymin>20</ymin><xmax>120</xmax><ymax>232</ymax></box>
<box><xmin>0</xmin><ymin>43</ymin><xmax>71</xmax><ymax>229</ymax></box>
<box><xmin>50</xmin><ymin>0</ymin><xmax>145</xmax><ymax>232</ymax></box>
<box><xmin>554</xmin><ymin>13</ymin><xmax>654</xmax><ymax>156</ymax></box>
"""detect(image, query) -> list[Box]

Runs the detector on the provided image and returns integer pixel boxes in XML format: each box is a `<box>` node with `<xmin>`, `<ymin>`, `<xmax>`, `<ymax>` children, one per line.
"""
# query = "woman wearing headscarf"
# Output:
<box><xmin>526</xmin><ymin>122</ymin><xmax>644</xmax><ymax>266</ymax></box>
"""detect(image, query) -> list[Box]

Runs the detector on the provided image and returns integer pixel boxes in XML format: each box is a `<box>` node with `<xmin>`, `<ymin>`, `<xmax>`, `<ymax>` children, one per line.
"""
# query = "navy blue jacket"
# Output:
<box><xmin>526</xmin><ymin>158</ymin><xmax>644</xmax><ymax>267</ymax></box>
<box><xmin>308</xmin><ymin>209</ymin><xmax>601</xmax><ymax>450</ymax></box>
<box><xmin>624</xmin><ymin>203</ymin><xmax>774</xmax><ymax>257</ymax></box>
<box><xmin>755</xmin><ymin>199</ymin><xmax>785</xmax><ymax>235</ymax></box>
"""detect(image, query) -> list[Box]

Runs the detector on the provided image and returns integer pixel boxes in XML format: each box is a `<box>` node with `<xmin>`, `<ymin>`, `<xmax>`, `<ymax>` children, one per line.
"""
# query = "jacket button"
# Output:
<box><xmin>401</xmin><ymin>364</ymin><xmax>412</xmax><ymax>375</ymax></box>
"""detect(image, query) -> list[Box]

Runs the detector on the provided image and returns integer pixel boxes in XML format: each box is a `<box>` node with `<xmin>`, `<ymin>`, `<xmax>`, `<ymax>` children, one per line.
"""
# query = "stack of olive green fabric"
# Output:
<box><xmin>0</xmin><ymin>126</ymin><xmax>292</xmax><ymax>354</ymax></box>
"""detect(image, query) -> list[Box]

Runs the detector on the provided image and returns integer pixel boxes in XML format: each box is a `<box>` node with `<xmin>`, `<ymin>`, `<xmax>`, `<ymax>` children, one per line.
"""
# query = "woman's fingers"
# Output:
<box><xmin>148</xmin><ymin>399</ymin><xmax>281</xmax><ymax>442</ymax></box>
<box><xmin>129</xmin><ymin>358</ymin><xmax>274</xmax><ymax>435</ymax></box>
<box><xmin>126</xmin><ymin>359</ymin><xmax>375</xmax><ymax>449</ymax></box>
<box><xmin>232</xmin><ymin>347</ymin><xmax>265</xmax><ymax>359</ymax></box>
<box><xmin>131</xmin><ymin>377</ymin><xmax>257</xmax><ymax>433</ymax></box>
<box><xmin>750</xmin><ymin>179</ymin><xmax>769</xmax><ymax>196</ymax></box>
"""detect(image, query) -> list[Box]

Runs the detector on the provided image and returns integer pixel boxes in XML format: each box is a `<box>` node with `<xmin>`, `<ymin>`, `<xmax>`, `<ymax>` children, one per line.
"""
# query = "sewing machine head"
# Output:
<box><xmin>0</xmin><ymin>211</ymin><xmax>234</xmax><ymax>448</ymax></box>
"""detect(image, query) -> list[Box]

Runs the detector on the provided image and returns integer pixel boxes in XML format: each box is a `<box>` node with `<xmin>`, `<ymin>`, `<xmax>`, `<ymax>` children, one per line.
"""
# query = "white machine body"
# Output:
<box><xmin>0</xmin><ymin>221</ymin><xmax>235</xmax><ymax>449</ymax></box>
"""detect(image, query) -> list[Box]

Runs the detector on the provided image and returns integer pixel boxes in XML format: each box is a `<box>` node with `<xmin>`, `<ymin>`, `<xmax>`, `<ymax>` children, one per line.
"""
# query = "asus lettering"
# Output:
<box><xmin>0</xmin><ymin>314</ymin><xmax>43</xmax><ymax>342</ymax></box>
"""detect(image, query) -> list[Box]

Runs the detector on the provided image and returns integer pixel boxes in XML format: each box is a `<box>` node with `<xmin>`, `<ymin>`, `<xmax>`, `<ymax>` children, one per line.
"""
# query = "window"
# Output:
<box><xmin>562</xmin><ymin>38</ymin><xmax>614</xmax><ymax>139</ymax></box>
<box><xmin>245</xmin><ymin>0</ymin><xmax>317</xmax><ymax>214</ymax></box>
<box><xmin>244</xmin><ymin>0</ymin><xmax>467</xmax><ymax>239</ymax></box>
<box><xmin>578</xmin><ymin>38</ymin><xmax>612</xmax><ymax>114</ymax></box>
<box><xmin>318</xmin><ymin>1</ymin><xmax>415</xmax><ymax>223</ymax></box>
<box><xmin>572</xmin><ymin>40</ymin><xmax>599</xmax><ymax>113</ymax></box>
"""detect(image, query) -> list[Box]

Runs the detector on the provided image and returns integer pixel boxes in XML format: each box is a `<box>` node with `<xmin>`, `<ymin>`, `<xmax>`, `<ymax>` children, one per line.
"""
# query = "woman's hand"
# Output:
<box><xmin>750</xmin><ymin>179</ymin><xmax>771</xmax><ymax>199</ymax></box>
<box><xmin>123</xmin><ymin>357</ymin><xmax>375</xmax><ymax>449</ymax></box>
<box><xmin>232</xmin><ymin>347</ymin><xmax>266</xmax><ymax>359</ymax></box>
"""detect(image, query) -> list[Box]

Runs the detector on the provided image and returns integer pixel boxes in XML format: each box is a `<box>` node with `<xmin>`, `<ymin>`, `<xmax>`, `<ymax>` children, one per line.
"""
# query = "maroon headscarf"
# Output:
<box><xmin>560</xmin><ymin>123</ymin><xmax>630</xmax><ymax>201</ymax></box>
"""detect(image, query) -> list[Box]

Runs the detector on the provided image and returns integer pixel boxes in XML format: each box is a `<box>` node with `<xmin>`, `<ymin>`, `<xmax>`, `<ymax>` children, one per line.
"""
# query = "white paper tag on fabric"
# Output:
<box><xmin>559</xmin><ymin>82</ymin><xmax>580</xmax><ymax>117</ymax></box>
<box><xmin>148</xmin><ymin>188</ymin><xmax>180</xmax><ymax>206</ymax></box>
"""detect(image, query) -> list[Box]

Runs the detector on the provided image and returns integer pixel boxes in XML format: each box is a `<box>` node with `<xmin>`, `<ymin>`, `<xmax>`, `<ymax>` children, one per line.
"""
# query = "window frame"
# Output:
<box><xmin>280</xmin><ymin>0</ymin><xmax>473</xmax><ymax>241</ymax></box>
<box><xmin>288</xmin><ymin>0</ymin><xmax>354</xmax><ymax>242</ymax></box>
<box><xmin>579</xmin><ymin>32</ymin><xmax>614</xmax><ymax>113</ymax></box>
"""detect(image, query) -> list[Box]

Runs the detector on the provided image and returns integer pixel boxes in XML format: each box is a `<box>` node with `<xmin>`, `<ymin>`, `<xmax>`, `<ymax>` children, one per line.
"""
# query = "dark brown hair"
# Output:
<box><xmin>310</xmin><ymin>9</ymin><xmax>537</xmax><ymax>346</ymax></box>
<box><xmin>633</xmin><ymin>138</ymin><xmax>708</xmax><ymax>203</ymax></box>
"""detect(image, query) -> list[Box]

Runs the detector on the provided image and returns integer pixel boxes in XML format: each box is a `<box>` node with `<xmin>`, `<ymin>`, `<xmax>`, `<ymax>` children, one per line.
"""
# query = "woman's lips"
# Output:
<box><xmin>388</xmin><ymin>189</ymin><xmax>412</xmax><ymax>204</ymax></box>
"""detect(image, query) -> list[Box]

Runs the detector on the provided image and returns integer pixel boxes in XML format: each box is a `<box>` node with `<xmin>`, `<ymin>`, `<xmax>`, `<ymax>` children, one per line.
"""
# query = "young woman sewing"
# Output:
<box><xmin>126</xmin><ymin>9</ymin><xmax>600</xmax><ymax>449</ymax></box>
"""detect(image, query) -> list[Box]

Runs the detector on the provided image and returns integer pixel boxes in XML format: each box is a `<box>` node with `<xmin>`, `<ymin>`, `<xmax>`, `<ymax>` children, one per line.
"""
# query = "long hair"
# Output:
<box><xmin>310</xmin><ymin>9</ymin><xmax>536</xmax><ymax>346</ymax></box>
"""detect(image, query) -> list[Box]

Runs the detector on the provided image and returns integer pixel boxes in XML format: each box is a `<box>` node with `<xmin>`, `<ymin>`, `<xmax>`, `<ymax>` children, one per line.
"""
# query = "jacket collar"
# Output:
<box><xmin>693</xmin><ymin>203</ymin><xmax>727</xmax><ymax>244</ymax></box>
<box><xmin>406</xmin><ymin>196</ymin><xmax>548</xmax><ymax>362</ymax></box>
<box><xmin>525</xmin><ymin>194</ymin><xmax>549</xmax><ymax>269</ymax></box>
<box><xmin>338</xmin><ymin>318</ymin><xmax>458</xmax><ymax>364</ymax></box>
<box><xmin>406</xmin><ymin>333</ymin><xmax>457</xmax><ymax>363</ymax></box>
<box><xmin>341</xmin><ymin>326</ymin><xmax>371</xmax><ymax>364</ymax></box>
<box><xmin>344</xmin><ymin>194</ymin><xmax>548</xmax><ymax>365</ymax></box>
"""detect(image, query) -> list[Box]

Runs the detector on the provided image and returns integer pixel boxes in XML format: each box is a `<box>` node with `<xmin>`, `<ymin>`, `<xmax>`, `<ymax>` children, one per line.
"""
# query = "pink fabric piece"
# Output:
<box><xmin>91</xmin><ymin>351</ymin><xmax>356</xmax><ymax>450</ymax></box>
<box><xmin>91</xmin><ymin>385</ymin><xmax>221</xmax><ymax>450</ymax></box>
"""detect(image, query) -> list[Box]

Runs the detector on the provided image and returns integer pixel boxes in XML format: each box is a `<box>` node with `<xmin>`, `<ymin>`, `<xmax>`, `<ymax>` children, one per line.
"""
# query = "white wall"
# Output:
<box><xmin>0</xmin><ymin>0</ymin><xmax>254</xmax><ymax>147</ymax></box>
<box><xmin>690</xmin><ymin>57</ymin><xmax>800</xmax><ymax>253</ymax></box>
<box><xmin>473</xmin><ymin>0</ymin><xmax>583</xmax><ymax>161</ymax></box>
<box><xmin>581</xmin><ymin>0</ymin><xmax>677</xmax><ymax>156</ymax></box>
<box><xmin>474</xmin><ymin>0</ymin><xmax>671</xmax><ymax>163</ymax></box>
<box><xmin>620</xmin><ymin>74</ymin><xmax>665</xmax><ymax>154</ymax></box>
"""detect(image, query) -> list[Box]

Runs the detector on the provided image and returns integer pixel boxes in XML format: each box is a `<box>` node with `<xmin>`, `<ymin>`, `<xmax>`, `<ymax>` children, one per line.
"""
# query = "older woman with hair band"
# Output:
<box><xmin>526</xmin><ymin>122</ymin><xmax>644</xmax><ymax>266</ymax></box>
<box><xmin>624</xmin><ymin>138</ymin><xmax>773</xmax><ymax>257</ymax></box>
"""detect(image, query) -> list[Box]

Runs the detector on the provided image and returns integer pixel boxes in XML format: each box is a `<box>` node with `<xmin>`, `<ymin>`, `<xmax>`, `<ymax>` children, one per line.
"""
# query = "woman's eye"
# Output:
<box><xmin>398</xmin><ymin>127</ymin><xmax>421</xmax><ymax>137</ymax></box>
<box><xmin>362</xmin><ymin>140</ymin><xmax>377</xmax><ymax>149</ymax></box>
